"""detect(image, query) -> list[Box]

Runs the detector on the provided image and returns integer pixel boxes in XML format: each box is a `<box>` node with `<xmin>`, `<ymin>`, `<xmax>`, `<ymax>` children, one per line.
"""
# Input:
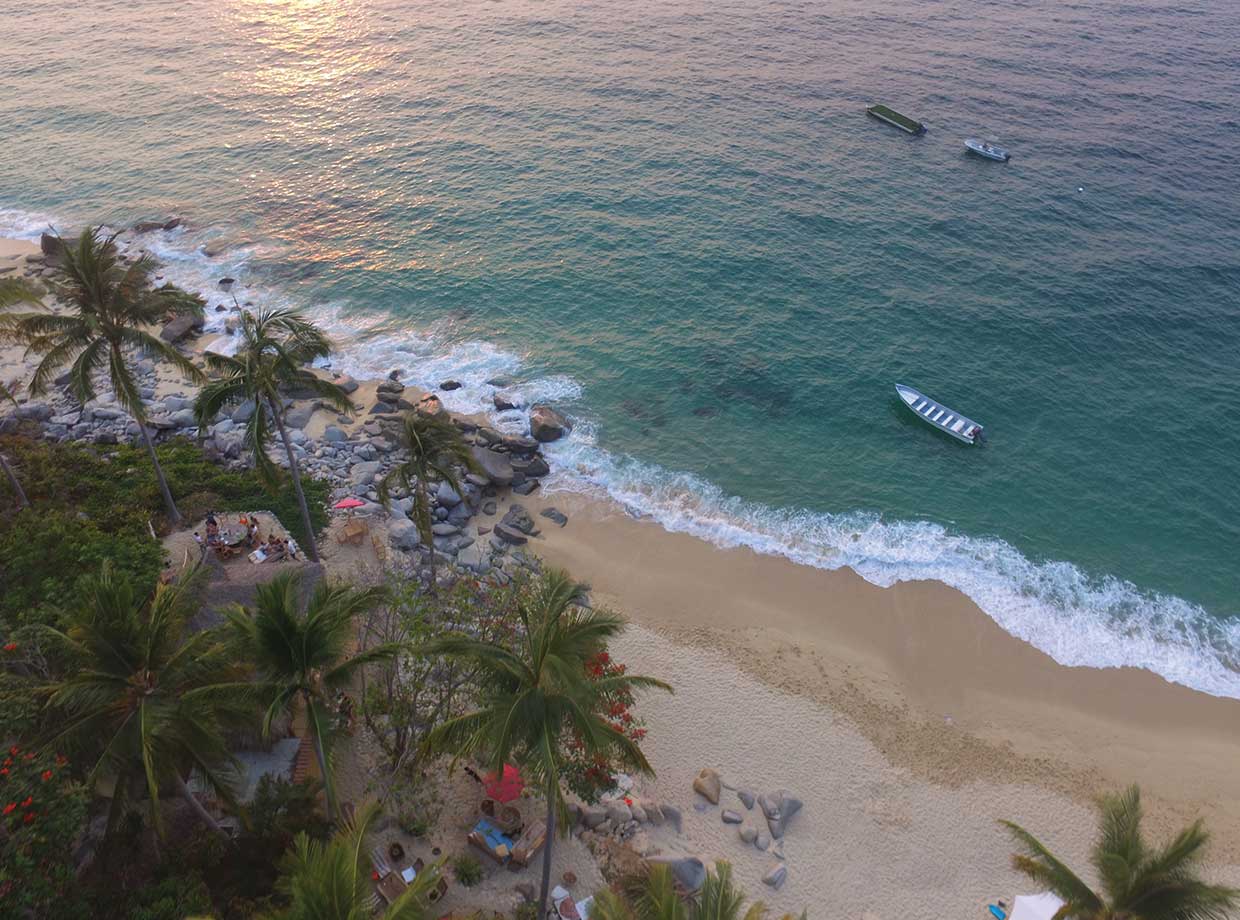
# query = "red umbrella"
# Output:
<box><xmin>333</xmin><ymin>498</ymin><xmax>366</xmax><ymax>510</ymax></box>
<box><xmin>483</xmin><ymin>764</ymin><xmax>524</xmax><ymax>803</ymax></box>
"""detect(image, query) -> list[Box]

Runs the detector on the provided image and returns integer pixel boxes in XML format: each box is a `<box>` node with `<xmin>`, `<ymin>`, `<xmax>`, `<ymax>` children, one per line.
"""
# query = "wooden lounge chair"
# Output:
<box><xmin>509</xmin><ymin>820</ymin><xmax>546</xmax><ymax>868</ymax></box>
<box><xmin>468</xmin><ymin>817</ymin><xmax>515</xmax><ymax>864</ymax></box>
<box><xmin>337</xmin><ymin>518</ymin><xmax>368</xmax><ymax>545</ymax></box>
<box><xmin>479</xmin><ymin>797</ymin><xmax>522</xmax><ymax>835</ymax></box>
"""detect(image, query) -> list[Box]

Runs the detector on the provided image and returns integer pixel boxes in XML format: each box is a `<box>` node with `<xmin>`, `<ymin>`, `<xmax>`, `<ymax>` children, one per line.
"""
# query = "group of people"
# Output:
<box><xmin>193</xmin><ymin>513</ymin><xmax>300</xmax><ymax>562</ymax></box>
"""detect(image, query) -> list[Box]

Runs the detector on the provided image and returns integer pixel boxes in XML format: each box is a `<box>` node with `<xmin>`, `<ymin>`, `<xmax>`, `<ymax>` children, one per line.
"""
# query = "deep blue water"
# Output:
<box><xmin>2</xmin><ymin>0</ymin><xmax>1239</xmax><ymax>694</ymax></box>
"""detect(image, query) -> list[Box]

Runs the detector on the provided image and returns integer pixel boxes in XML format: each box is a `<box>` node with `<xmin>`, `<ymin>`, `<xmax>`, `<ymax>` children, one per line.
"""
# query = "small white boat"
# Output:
<box><xmin>965</xmin><ymin>138</ymin><xmax>1010</xmax><ymax>161</ymax></box>
<box><xmin>896</xmin><ymin>384</ymin><xmax>984</xmax><ymax>444</ymax></box>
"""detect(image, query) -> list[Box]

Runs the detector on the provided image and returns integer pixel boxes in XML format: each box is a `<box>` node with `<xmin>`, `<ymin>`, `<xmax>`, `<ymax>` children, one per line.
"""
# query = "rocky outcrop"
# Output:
<box><xmin>529</xmin><ymin>404</ymin><xmax>570</xmax><ymax>442</ymax></box>
<box><xmin>692</xmin><ymin>768</ymin><xmax>721</xmax><ymax>804</ymax></box>
<box><xmin>758</xmin><ymin>790</ymin><xmax>802</xmax><ymax>839</ymax></box>
<box><xmin>470</xmin><ymin>446</ymin><xmax>513</xmax><ymax>486</ymax></box>
<box><xmin>160</xmin><ymin>314</ymin><xmax>203</xmax><ymax>343</ymax></box>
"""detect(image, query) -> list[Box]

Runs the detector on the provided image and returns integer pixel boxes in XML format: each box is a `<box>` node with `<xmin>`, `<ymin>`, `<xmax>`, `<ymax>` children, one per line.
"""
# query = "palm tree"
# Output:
<box><xmin>266</xmin><ymin>800</ymin><xmax>441</xmax><ymax>920</ymax></box>
<box><xmin>0</xmin><ymin>378</ymin><xmax>30</xmax><ymax>509</ymax></box>
<box><xmin>36</xmin><ymin>561</ymin><xmax>247</xmax><ymax>843</ymax></box>
<box><xmin>1003</xmin><ymin>785</ymin><xmax>1238</xmax><ymax>920</ymax></box>
<box><xmin>592</xmin><ymin>862</ymin><xmax>781</xmax><ymax>920</ymax></box>
<box><xmin>376</xmin><ymin>412</ymin><xmax>478</xmax><ymax>588</ymax></box>
<box><xmin>0</xmin><ymin>229</ymin><xmax>205</xmax><ymax>524</ymax></box>
<box><xmin>422</xmin><ymin>569</ymin><xmax>671</xmax><ymax>917</ymax></box>
<box><xmin>194</xmin><ymin>307</ymin><xmax>351</xmax><ymax>563</ymax></box>
<box><xmin>222</xmin><ymin>571</ymin><xmax>402</xmax><ymax>820</ymax></box>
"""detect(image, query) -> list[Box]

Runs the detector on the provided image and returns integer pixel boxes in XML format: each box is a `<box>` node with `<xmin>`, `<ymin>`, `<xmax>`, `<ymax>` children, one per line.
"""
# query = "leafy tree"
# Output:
<box><xmin>592</xmin><ymin>861</ymin><xmax>797</xmax><ymax>920</ymax></box>
<box><xmin>376</xmin><ymin>412</ymin><xmax>478</xmax><ymax>588</ymax></box>
<box><xmin>0</xmin><ymin>379</ymin><xmax>29</xmax><ymax>509</ymax></box>
<box><xmin>221</xmin><ymin>571</ymin><xmax>401</xmax><ymax>820</ymax></box>
<box><xmin>266</xmin><ymin>800</ymin><xmax>442</xmax><ymax>920</ymax></box>
<box><xmin>0</xmin><ymin>228</ymin><xmax>206</xmax><ymax>524</ymax></box>
<box><xmin>36</xmin><ymin>562</ymin><xmax>248</xmax><ymax>843</ymax></box>
<box><xmin>194</xmin><ymin>307</ymin><xmax>351</xmax><ymax>563</ymax></box>
<box><xmin>1003</xmin><ymin>784</ymin><xmax>1238</xmax><ymax>920</ymax></box>
<box><xmin>0</xmin><ymin>745</ymin><xmax>90</xmax><ymax>918</ymax></box>
<box><xmin>422</xmin><ymin>569</ymin><xmax>671</xmax><ymax>917</ymax></box>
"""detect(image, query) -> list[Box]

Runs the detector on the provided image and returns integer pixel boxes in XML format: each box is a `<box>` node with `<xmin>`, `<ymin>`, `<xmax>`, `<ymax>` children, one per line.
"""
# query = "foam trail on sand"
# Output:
<box><xmin>3</xmin><ymin>206</ymin><xmax>1238</xmax><ymax>700</ymax></box>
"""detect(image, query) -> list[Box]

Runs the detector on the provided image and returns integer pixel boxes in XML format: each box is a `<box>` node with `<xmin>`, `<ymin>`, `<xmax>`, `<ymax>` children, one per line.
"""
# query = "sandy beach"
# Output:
<box><xmin>7</xmin><ymin>227</ymin><xmax>1240</xmax><ymax>917</ymax></box>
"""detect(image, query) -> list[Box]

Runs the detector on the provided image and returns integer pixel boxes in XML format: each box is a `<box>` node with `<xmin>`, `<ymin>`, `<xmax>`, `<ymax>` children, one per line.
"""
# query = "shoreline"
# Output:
<box><xmin>6</xmin><ymin>230</ymin><xmax>1240</xmax><ymax>900</ymax></box>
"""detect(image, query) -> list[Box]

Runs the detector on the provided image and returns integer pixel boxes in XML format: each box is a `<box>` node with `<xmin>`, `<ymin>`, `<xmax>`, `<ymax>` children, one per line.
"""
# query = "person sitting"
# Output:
<box><xmin>265</xmin><ymin>537</ymin><xmax>286</xmax><ymax>561</ymax></box>
<box><xmin>285</xmin><ymin>537</ymin><xmax>299</xmax><ymax>560</ymax></box>
<box><xmin>246</xmin><ymin>519</ymin><xmax>260</xmax><ymax>548</ymax></box>
<box><xmin>205</xmin><ymin>518</ymin><xmax>221</xmax><ymax>545</ymax></box>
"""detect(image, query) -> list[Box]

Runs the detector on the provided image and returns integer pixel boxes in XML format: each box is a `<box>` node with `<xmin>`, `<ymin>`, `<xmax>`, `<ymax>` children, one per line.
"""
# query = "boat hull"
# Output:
<box><xmin>895</xmin><ymin>384</ymin><xmax>983</xmax><ymax>444</ymax></box>
<box><xmin>964</xmin><ymin>139</ymin><xmax>1010</xmax><ymax>161</ymax></box>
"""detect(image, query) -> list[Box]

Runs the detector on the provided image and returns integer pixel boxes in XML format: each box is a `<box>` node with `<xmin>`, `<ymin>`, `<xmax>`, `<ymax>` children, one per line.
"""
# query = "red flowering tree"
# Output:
<box><xmin>0</xmin><ymin>745</ymin><xmax>89</xmax><ymax>917</ymax></box>
<box><xmin>561</xmin><ymin>651</ymin><xmax>651</xmax><ymax>803</ymax></box>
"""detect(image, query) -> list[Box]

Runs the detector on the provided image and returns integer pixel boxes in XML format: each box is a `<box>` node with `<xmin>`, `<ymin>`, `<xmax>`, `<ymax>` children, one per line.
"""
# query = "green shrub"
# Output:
<box><xmin>452</xmin><ymin>852</ymin><xmax>484</xmax><ymax>887</ymax></box>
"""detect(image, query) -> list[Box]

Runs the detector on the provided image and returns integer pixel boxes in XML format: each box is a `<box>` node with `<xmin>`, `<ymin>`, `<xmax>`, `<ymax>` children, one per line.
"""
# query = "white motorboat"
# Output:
<box><xmin>965</xmin><ymin>138</ymin><xmax>1011</xmax><ymax>161</ymax></box>
<box><xmin>896</xmin><ymin>384</ymin><xmax>984</xmax><ymax>444</ymax></box>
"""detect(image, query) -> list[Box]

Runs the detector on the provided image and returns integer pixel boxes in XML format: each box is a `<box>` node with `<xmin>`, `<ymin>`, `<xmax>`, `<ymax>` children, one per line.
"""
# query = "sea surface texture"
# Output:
<box><xmin>2</xmin><ymin>0</ymin><xmax>1239</xmax><ymax>694</ymax></box>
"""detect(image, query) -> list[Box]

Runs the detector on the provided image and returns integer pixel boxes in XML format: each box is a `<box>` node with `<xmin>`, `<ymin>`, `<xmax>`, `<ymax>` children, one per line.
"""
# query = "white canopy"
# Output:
<box><xmin>1009</xmin><ymin>891</ymin><xmax>1066</xmax><ymax>920</ymax></box>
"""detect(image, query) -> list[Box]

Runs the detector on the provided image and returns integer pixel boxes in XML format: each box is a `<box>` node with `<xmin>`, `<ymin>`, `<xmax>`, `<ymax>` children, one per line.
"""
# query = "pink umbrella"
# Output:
<box><xmin>333</xmin><ymin>498</ymin><xmax>366</xmax><ymax>510</ymax></box>
<box><xmin>483</xmin><ymin>764</ymin><xmax>524</xmax><ymax>803</ymax></box>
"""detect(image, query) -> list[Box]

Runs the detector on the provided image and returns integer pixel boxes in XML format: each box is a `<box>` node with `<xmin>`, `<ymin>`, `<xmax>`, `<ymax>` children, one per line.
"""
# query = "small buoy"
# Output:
<box><xmin>1077</xmin><ymin>187</ymin><xmax>1084</xmax><ymax>192</ymax></box>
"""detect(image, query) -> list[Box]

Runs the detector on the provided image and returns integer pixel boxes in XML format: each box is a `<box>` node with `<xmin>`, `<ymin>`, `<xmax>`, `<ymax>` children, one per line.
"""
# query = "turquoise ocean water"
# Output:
<box><xmin>2</xmin><ymin>0</ymin><xmax>1239</xmax><ymax>694</ymax></box>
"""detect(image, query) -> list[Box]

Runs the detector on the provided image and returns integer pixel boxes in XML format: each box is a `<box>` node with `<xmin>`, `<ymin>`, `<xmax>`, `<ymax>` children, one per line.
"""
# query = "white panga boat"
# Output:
<box><xmin>965</xmin><ymin>138</ymin><xmax>1011</xmax><ymax>161</ymax></box>
<box><xmin>896</xmin><ymin>384</ymin><xmax>984</xmax><ymax>444</ymax></box>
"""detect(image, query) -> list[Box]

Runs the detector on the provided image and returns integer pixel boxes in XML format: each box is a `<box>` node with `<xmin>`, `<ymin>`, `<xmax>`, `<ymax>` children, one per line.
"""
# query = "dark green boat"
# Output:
<box><xmin>866</xmin><ymin>105</ymin><xmax>926</xmax><ymax>135</ymax></box>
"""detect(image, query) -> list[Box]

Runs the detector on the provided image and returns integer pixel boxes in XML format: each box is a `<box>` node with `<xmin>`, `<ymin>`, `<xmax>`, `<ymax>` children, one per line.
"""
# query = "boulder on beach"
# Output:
<box><xmin>762</xmin><ymin>864</ymin><xmax>787</xmax><ymax>889</ymax></box>
<box><xmin>758</xmin><ymin>790</ymin><xmax>803</xmax><ymax>839</ymax></box>
<box><xmin>738</xmin><ymin>789</ymin><xmax>756</xmax><ymax>810</ymax></box>
<box><xmin>439</xmin><ymin>380</ymin><xmax>462</xmax><ymax>391</ymax></box>
<box><xmin>416</xmin><ymin>394</ymin><xmax>447</xmax><ymax>418</ymax></box>
<box><xmin>501</xmin><ymin>504</ymin><xmax>538</xmax><ymax>535</ymax></box>
<box><xmin>492</xmin><ymin>523</ymin><xmax>528</xmax><ymax>546</ymax></box>
<box><xmin>333</xmin><ymin>374</ymin><xmax>359</xmax><ymax>394</ymax></box>
<box><xmin>388</xmin><ymin>518</ymin><xmax>421</xmax><ymax>551</ymax></box>
<box><xmin>160</xmin><ymin>314</ymin><xmax>202</xmax><ymax>343</ymax></box>
<box><xmin>739</xmin><ymin>826</ymin><xmax>758</xmax><ymax>844</ymax></box>
<box><xmin>540</xmin><ymin>507</ymin><xmax>568</xmax><ymax>527</ymax></box>
<box><xmin>529</xmin><ymin>404</ymin><xmax>571</xmax><ymax>442</ymax></box>
<box><xmin>493</xmin><ymin>392</ymin><xmax>521</xmax><ymax>411</ymax></box>
<box><xmin>470</xmin><ymin>446</ymin><xmax>513</xmax><ymax>486</ymax></box>
<box><xmin>39</xmin><ymin>232</ymin><xmax>65</xmax><ymax>264</ymax></box>
<box><xmin>649</xmin><ymin>857</ymin><xmax>705</xmax><ymax>893</ymax></box>
<box><xmin>721</xmin><ymin>810</ymin><xmax>743</xmax><ymax>824</ymax></box>
<box><xmin>692</xmin><ymin>768</ymin><xmax>721</xmax><ymax>804</ymax></box>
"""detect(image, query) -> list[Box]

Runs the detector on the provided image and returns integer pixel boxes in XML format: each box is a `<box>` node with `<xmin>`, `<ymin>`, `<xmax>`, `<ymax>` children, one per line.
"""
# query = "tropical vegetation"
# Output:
<box><xmin>0</xmin><ymin>379</ymin><xmax>29</xmax><ymax>509</ymax></box>
<box><xmin>265</xmin><ymin>801</ymin><xmax>442</xmax><ymax>920</ymax></box>
<box><xmin>0</xmin><ymin>228</ymin><xmax>206</xmax><ymax>524</ymax></box>
<box><xmin>421</xmin><ymin>568</ymin><xmax>671</xmax><ymax>916</ymax></box>
<box><xmin>194</xmin><ymin>307</ymin><xmax>353</xmax><ymax>562</ymax></box>
<box><xmin>1003</xmin><ymin>784</ymin><xmax>1238</xmax><ymax>920</ymax></box>
<box><xmin>221</xmin><ymin>571</ymin><xmax>401</xmax><ymax>820</ymax></box>
<box><xmin>35</xmin><ymin>561</ymin><xmax>249</xmax><ymax>843</ymax></box>
<box><xmin>376</xmin><ymin>411</ymin><xmax>478</xmax><ymax>587</ymax></box>
<box><xmin>592</xmin><ymin>861</ymin><xmax>803</xmax><ymax>920</ymax></box>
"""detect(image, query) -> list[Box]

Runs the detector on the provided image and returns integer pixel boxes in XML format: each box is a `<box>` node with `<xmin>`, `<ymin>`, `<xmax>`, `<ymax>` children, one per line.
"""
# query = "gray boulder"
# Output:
<box><xmin>540</xmin><ymin>507</ymin><xmax>568</xmax><ymax>527</ymax></box>
<box><xmin>170</xmin><ymin>408</ymin><xmax>198</xmax><ymax>428</ymax></box>
<box><xmin>284</xmin><ymin>404</ymin><xmax>316</xmax><ymax>428</ymax></box>
<box><xmin>16</xmin><ymin>403</ymin><xmax>53</xmax><ymax>422</ymax></box>
<box><xmin>529</xmin><ymin>405</ymin><xmax>571</xmax><ymax>442</ymax></box>
<box><xmin>160</xmin><ymin>314</ymin><xmax>202</xmax><ymax>343</ymax></box>
<box><xmin>582</xmin><ymin>806</ymin><xmax>609</xmax><ymax>829</ymax></box>
<box><xmin>502</xmin><ymin>433</ymin><xmax>539</xmax><ymax>454</ymax></box>
<box><xmin>431</xmin><ymin>522</ymin><xmax>459</xmax><ymax>536</ymax></box>
<box><xmin>164</xmin><ymin>396</ymin><xmax>193</xmax><ymax>413</ymax></box>
<box><xmin>323</xmin><ymin>425</ymin><xmax>348</xmax><ymax>443</ymax></box>
<box><xmin>739</xmin><ymin>826</ymin><xmax>758</xmax><ymax>844</ymax></box>
<box><xmin>439</xmin><ymin>380</ymin><xmax>462</xmax><ymax>391</ymax></box>
<box><xmin>606</xmin><ymin>802</ymin><xmax>632</xmax><ymax>825</ymax></box>
<box><xmin>762</xmin><ymin>865</ymin><xmax>786</xmax><ymax>890</ymax></box>
<box><xmin>470</xmin><ymin>446</ymin><xmax>513</xmax><ymax>487</ymax></box>
<box><xmin>738</xmin><ymin>789</ymin><xmax>756</xmax><ymax>810</ymax></box>
<box><xmin>693</xmin><ymin>768</ymin><xmax>722</xmax><ymax>805</ymax></box>
<box><xmin>755</xmin><ymin>831</ymin><xmax>771</xmax><ymax>851</ymax></box>
<box><xmin>232</xmin><ymin>399</ymin><xmax>257</xmax><ymax>423</ymax></box>
<box><xmin>493</xmin><ymin>524</ymin><xmax>528</xmax><ymax>546</ymax></box>
<box><xmin>436</xmin><ymin>481</ymin><xmax>462</xmax><ymax>507</ymax></box>
<box><xmin>649</xmin><ymin>857</ymin><xmax>705</xmax><ymax>893</ymax></box>
<box><xmin>493</xmin><ymin>392</ymin><xmax>520</xmax><ymax>411</ymax></box>
<box><xmin>721</xmin><ymin>810</ymin><xmax>743</xmax><ymax>825</ymax></box>
<box><xmin>351</xmin><ymin>460</ymin><xmax>382</xmax><ymax>486</ymax></box>
<box><xmin>513</xmin><ymin>455</ymin><xmax>551</xmax><ymax>478</ymax></box>
<box><xmin>388</xmin><ymin>519</ymin><xmax>421</xmax><ymax>551</ymax></box>
<box><xmin>333</xmin><ymin>374</ymin><xmax>359</xmax><ymax>394</ymax></box>
<box><xmin>758</xmin><ymin>790</ymin><xmax>803</xmax><ymax>840</ymax></box>
<box><xmin>661</xmin><ymin>805</ymin><xmax>682</xmax><ymax>833</ymax></box>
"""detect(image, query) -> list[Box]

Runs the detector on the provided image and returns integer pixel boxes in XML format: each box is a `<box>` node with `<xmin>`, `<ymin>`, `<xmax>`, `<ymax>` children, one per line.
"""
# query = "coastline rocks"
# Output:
<box><xmin>39</xmin><ymin>232</ymin><xmax>65</xmax><ymax>265</ymax></box>
<box><xmin>512</xmin><ymin>455</ymin><xmax>550</xmax><ymax>478</ymax></box>
<box><xmin>540</xmin><ymin>507</ymin><xmax>568</xmax><ymax>527</ymax></box>
<box><xmin>755</xmin><ymin>831</ymin><xmax>771</xmax><ymax>851</ymax></box>
<box><xmin>721</xmin><ymin>810</ymin><xmax>743</xmax><ymax>825</ymax></box>
<box><xmin>471</xmin><ymin>446</ymin><xmax>513</xmax><ymax>486</ymax></box>
<box><xmin>692</xmin><ymin>768</ymin><xmax>722</xmax><ymax>805</ymax></box>
<box><xmin>582</xmin><ymin>806</ymin><xmax>609</xmax><ymax>829</ymax></box>
<box><xmin>284</xmin><ymin>404</ymin><xmax>316</xmax><ymax>429</ymax></box>
<box><xmin>501</xmin><ymin>433</ymin><xmax>539</xmax><ymax>454</ymax></box>
<box><xmin>232</xmin><ymin>399</ymin><xmax>257</xmax><ymax>423</ymax></box>
<box><xmin>762</xmin><ymin>864</ymin><xmax>787</xmax><ymax>890</ymax></box>
<box><xmin>439</xmin><ymin>380</ymin><xmax>462</xmax><ymax>391</ymax></box>
<box><xmin>160</xmin><ymin>314</ymin><xmax>202</xmax><ymax>343</ymax></box>
<box><xmin>606</xmin><ymin>802</ymin><xmax>632</xmax><ymax>825</ymax></box>
<box><xmin>416</xmin><ymin>394</ymin><xmax>447</xmax><ymax>418</ymax></box>
<box><xmin>493</xmin><ymin>392</ymin><xmax>521</xmax><ymax>411</ymax></box>
<box><xmin>661</xmin><ymin>805</ymin><xmax>682</xmax><ymax>833</ymax></box>
<box><xmin>758</xmin><ymin>790</ymin><xmax>802</xmax><ymax>839</ymax></box>
<box><xmin>435</xmin><ymin>481</ymin><xmax>462</xmax><ymax>507</ymax></box>
<box><xmin>739</xmin><ymin>826</ymin><xmax>758</xmax><ymax>844</ymax></box>
<box><xmin>375</xmin><ymin>380</ymin><xmax>404</xmax><ymax>403</ymax></box>
<box><xmin>350</xmin><ymin>460</ymin><xmax>382</xmax><ymax>486</ymax></box>
<box><xmin>649</xmin><ymin>857</ymin><xmax>705</xmax><ymax>893</ymax></box>
<box><xmin>738</xmin><ymin>789</ymin><xmax>756</xmax><ymax>810</ymax></box>
<box><xmin>333</xmin><ymin>374</ymin><xmax>359</xmax><ymax>394</ymax></box>
<box><xmin>492</xmin><ymin>523</ymin><xmax>528</xmax><ymax>546</ymax></box>
<box><xmin>388</xmin><ymin>518</ymin><xmax>421</xmax><ymax>551</ymax></box>
<box><xmin>323</xmin><ymin>425</ymin><xmax>348</xmax><ymax>443</ymax></box>
<box><xmin>501</xmin><ymin>505</ymin><xmax>538</xmax><ymax>535</ymax></box>
<box><xmin>529</xmin><ymin>405</ymin><xmax>570</xmax><ymax>442</ymax></box>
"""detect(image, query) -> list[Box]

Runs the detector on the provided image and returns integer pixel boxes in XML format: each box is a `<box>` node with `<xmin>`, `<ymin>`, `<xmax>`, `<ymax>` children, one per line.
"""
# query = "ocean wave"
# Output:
<box><xmin>5</xmin><ymin>205</ymin><xmax>1239</xmax><ymax>700</ymax></box>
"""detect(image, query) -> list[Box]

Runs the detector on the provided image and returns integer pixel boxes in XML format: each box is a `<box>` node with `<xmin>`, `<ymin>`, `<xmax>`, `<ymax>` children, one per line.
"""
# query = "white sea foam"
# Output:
<box><xmin>5</xmin><ymin>207</ymin><xmax>1238</xmax><ymax>699</ymax></box>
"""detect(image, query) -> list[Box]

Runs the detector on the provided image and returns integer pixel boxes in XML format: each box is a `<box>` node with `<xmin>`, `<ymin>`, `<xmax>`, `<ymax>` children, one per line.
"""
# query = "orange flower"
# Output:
<box><xmin>2</xmin><ymin>643</ymin><xmax>16</xmax><ymax>653</ymax></box>
<box><xmin>0</xmin><ymin>769</ymin><xmax>8</xmax><ymax>777</ymax></box>
<box><xmin>41</xmin><ymin>770</ymin><xmax>52</xmax><ymax>782</ymax></box>
<box><xmin>7</xmin><ymin>746</ymin><xmax>17</xmax><ymax>756</ymax></box>
<box><xmin>20</xmin><ymin>797</ymin><xmax>31</xmax><ymax>808</ymax></box>
<box><xmin>22</xmin><ymin>812</ymin><xmax>34</xmax><ymax>824</ymax></box>
<box><xmin>2</xmin><ymin>803</ymin><xmax>14</xmax><ymax>815</ymax></box>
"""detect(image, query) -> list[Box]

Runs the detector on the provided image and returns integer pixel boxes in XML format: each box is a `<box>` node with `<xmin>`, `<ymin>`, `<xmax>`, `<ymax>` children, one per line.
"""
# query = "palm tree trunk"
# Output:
<box><xmin>304</xmin><ymin>691</ymin><xmax>338</xmax><ymax>822</ymax></box>
<box><xmin>137</xmin><ymin>420</ymin><xmax>181</xmax><ymax>525</ymax></box>
<box><xmin>267</xmin><ymin>396</ymin><xmax>320</xmax><ymax>563</ymax></box>
<box><xmin>0</xmin><ymin>451</ymin><xmax>29</xmax><ymax>509</ymax></box>
<box><xmin>417</xmin><ymin>480</ymin><xmax>437</xmax><ymax>591</ymax></box>
<box><xmin>174</xmin><ymin>772</ymin><xmax>230</xmax><ymax>841</ymax></box>
<box><xmin>538</xmin><ymin>790</ymin><xmax>556</xmax><ymax>917</ymax></box>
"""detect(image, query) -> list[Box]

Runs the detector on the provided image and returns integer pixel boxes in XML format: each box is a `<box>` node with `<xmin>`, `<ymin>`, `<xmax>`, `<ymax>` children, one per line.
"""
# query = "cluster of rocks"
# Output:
<box><xmin>693</xmin><ymin>767</ymin><xmax>801</xmax><ymax>890</ymax></box>
<box><xmin>566</xmin><ymin>796</ymin><xmax>683</xmax><ymax>849</ymax></box>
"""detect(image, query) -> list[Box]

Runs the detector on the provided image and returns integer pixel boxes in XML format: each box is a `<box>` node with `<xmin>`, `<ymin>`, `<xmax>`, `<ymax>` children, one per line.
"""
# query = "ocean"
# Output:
<box><xmin>2</xmin><ymin>0</ymin><xmax>1239</xmax><ymax>695</ymax></box>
